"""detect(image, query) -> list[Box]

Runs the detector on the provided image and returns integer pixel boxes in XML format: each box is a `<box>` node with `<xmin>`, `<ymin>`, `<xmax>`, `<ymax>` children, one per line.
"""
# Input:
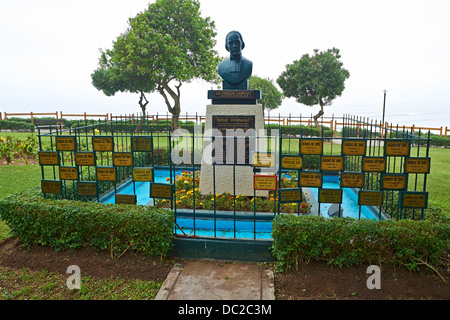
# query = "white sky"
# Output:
<box><xmin>0</xmin><ymin>0</ymin><xmax>449</xmax><ymax>127</ymax></box>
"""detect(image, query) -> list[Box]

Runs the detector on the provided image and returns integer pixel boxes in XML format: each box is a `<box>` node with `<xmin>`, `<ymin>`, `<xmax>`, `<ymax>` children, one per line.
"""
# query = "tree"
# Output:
<box><xmin>92</xmin><ymin>0</ymin><xmax>221</xmax><ymax>130</ymax></box>
<box><xmin>277</xmin><ymin>48</ymin><xmax>350</xmax><ymax>131</ymax></box>
<box><xmin>248</xmin><ymin>76</ymin><xmax>283</xmax><ymax>113</ymax></box>
<box><xmin>91</xmin><ymin>36</ymin><xmax>156</xmax><ymax>131</ymax></box>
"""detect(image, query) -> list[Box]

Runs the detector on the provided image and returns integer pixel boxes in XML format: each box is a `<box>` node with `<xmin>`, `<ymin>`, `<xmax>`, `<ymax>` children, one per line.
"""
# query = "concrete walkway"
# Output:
<box><xmin>155</xmin><ymin>260</ymin><xmax>275</xmax><ymax>300</ymax></box>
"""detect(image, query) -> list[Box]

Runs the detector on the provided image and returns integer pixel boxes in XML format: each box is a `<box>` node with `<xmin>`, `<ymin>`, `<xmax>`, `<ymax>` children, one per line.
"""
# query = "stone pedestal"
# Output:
<box><xmin>199</xmin><ymin>104</ymin><xmax>268</xmax><ymax>197</ymax></box>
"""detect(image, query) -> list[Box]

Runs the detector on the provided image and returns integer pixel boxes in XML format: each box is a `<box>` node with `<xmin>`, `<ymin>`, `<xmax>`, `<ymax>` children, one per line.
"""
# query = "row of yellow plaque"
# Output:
<box><xmin>252</xmin><ymin>152</ymin><xmax>430</xmax><ymax>174</ymax></box>
<box><xmin>53</xmin><ymin>136</ymin><xmax>153</xmax><ymax>152</ymax></box>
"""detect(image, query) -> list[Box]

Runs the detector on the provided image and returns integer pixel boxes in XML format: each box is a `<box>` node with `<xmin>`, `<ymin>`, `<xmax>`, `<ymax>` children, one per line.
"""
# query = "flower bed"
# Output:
<box><xmin>154</xmin><ymin>170</ymin><xmax>312</xmax><ymax>214</ymax></box>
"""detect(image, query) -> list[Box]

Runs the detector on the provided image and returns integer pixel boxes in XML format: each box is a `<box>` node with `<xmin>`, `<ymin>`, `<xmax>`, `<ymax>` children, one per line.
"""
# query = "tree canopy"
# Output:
<box><xmin>277</xmin><ymin>48</ymin><xmax>350</xmax><ymax>129</ymax></box>
<box><xmin>248</xmin><ymin>76</ymin><xmax>283</xmax><ymax>113</ymax></box>
<box><xmin>92</xmin><ymin>0</ymin><xmax>220</xmax><ymax>129</ymax></box>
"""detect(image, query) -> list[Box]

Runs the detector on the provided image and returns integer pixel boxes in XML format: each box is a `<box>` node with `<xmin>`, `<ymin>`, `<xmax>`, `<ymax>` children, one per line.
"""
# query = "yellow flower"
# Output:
<box><xmin>0</xmin><ymin>137</ymin><xmax>5</xmax><ymax>142</ymax></box>
<box><xmin>161</xmin><ymin>199</ymin><xmax>166</xmax><ymax>203</ymax></box>
<box><xmin>94</xmin><ymin>129</ymin><xmax>100</xmax><ymax>134</ymax></box>
<box><xmin>184</xmin><ymin>180</ymin><xmax>189</xmax><ymax>184</ymax></box>
<box><xmin>216</xmin><ymin>194</ymin><xmax>220</xmax><ymax>197</ymax></box>
<box><xmin>199</xmin><ymin>202</ymin><xmax>203</xmax><ymax>206</ymax></box>
<box><xmin>251</xmin><ymin>198</ymin><xmax>254</xmax><ymax>202</ymax></box>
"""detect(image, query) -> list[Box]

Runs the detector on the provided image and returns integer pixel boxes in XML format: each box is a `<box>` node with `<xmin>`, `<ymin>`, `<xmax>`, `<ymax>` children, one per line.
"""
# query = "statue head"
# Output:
<box><xmin>225</xmin><ymin>31</ymin><xmax>245</xmax><ymax>57</ymax></box>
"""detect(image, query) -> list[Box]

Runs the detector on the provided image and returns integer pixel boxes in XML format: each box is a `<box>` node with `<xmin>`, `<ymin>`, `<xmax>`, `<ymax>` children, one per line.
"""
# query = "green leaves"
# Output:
<box><xmin>0</xmin><ymin>189</ymin><xmax>174</xmax><ymax>257</ymax></box>
<box><xmin>248</xmin><ymin>76</ymin><xmax>283</xmax><ymax>112</ymax></box>
<box><xmin>277</xmin><ymin>48</ymin><xmax>350</xmax><ymax>128</ymax></box>
<box><xmin>92</xmin><ymin>0</ymin><xmax>220</xmax><ymax>128</ymax></box>
<box><xmin>271</xmin><ymin>214</ymin><xmax>449</xmax><ymax>272</ymax></box>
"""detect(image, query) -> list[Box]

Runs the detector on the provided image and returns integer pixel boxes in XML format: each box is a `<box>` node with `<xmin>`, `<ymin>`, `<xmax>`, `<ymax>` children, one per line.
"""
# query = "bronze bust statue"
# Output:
<box><xmin>218</xmin><ymin>31</ymin><xmax>253</xmax><ymax>90</ymax></box>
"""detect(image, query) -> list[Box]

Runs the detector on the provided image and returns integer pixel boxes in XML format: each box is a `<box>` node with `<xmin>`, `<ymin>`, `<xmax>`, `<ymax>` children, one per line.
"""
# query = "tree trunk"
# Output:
<box><xmin>136</xmin><ymin>91</ymin><xmax>149</xmax><ymax>133</ymax></box>
<box><xmin>313</xmin><ymin>101</ymin><xmax>325</xmax><ymax>136</ymax></box>
<box><xmin>158</xmin><ymin>82</ymin><xmax>182</xmax><ymax>131</ymax></box>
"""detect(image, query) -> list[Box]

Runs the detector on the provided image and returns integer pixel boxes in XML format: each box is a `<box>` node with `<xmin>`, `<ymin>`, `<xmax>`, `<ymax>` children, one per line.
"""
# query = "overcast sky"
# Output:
<box><xmin>0</xmin><ymin>0</ymin><xmax>449</xmax><ymax>127</ymax></box>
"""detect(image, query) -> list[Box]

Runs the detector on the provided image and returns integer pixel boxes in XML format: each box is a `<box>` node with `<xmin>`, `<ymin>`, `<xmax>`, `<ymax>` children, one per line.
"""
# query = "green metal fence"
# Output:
<box><xmin>37</xmin><ymin>113</ymin><xmax>432</xmax><ymax>240</ymax></box>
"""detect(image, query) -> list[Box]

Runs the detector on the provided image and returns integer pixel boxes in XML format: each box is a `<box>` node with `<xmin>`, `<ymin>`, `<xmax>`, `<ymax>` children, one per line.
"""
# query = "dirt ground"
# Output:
<box><xmin>0</xmin><ymin>236</ymin><xmax>449</xmax><ymax>300</ymax></box>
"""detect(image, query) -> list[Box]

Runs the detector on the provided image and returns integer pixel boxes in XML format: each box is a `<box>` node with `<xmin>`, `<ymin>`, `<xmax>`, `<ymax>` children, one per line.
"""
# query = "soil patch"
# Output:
<box><xmin>0</xmin><ymin>237</ymin><xmax>174</xmax><ymax>282</ymax></box>
<box><xmin>0</xmin><ymin>236</ymin><xmax>449</xmax><ymax>300</ymax></box>
<box><xmin>275</xmin><ymin>260</ymin><xmax>450</xmax><ymax>300</ymax></box>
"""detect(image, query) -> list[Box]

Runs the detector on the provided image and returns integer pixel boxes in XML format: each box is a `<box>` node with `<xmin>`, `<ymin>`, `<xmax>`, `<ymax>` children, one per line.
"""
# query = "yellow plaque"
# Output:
<box><xmin>404</xmin><ymin>157</ymin><xmax>430</xmax><ymax>174</ymax></box>
<box><xmin>39</xmin><ymin>152</ymin><xmax>59</xmax><ymax>166</ymax></box>
<box><xmin>342</xmin><ymin>140</ymin><xmax>366</xmax><ymax>156</ymax></box>
<box><xmin>319</xmin><ymin>188</ymin><xmax>342</xmax><ymax>204</ymax></box>
<box><xmin>133</xmin><ymin>168</ymin><xmax>154</xmax><ymax>182</ymax></box>
<box><xmin>253</xmin><ymin>175</ymin><xmax>278</xmax><ymax>190</ymax></box>
<box><xmin>362</xmin><ymin>157</ymin><xmax>386</xmax><ymax>172</ymax></box>
<box><xmin>77</xmin><ymin>182</ymin><xmax>97</xmax><ymax>197</ymax></box>
<box><xmin>300</xmin><ymin>139</ymin><xmax>323</xmax><ymax>155</ymax></box>
<box><xmin>358</xmin><ymin>191</ymin><xmax>383</xmax><ymax>206</ymax></box>
<box><xmin>115</xmin><ymin>194</ymin><xmax>137</xmax><ymax>205</ymax></box>
<box><xmin>113</xmin><ymin>152</ymin><xmax>133</xmax><ymax>167</ymax></box>
<box><xmin>55</xmin><ymin>136</ymin><xmax>76</xmax><ymax>151</ymax></box>
<box><xmin>93</xmin><ymin>137</ymin><xmax>114</xmax><ymax>152</ymax></box>
<box><xmin>75</xmin><ymin>152</ymin><xmax>96</xmax><ymax>166</ymax></box>
<box><xmin>279</xmin><ymin>189</ymin><xmax>302</xmax><ymax>203</ymax></box>
<box><xmin>150</xmin><ymin>183</ymin><xmax>173</xmax><ymax>199</ymax></box>
<box><xmin>341</xmin><ymin>172</ymin><xmax>364</xmax><ymax>188</ymax></box>
<box><xmin>401</xmin><ymin>192</ymin><xmax>428</xmax><ymax>209</ymax></box>
<box><xmin>251</xmin><ymin>152</ymin><xmax>275</xmax><ymax>167</ymax></box>
<box><xmin>41</xmin><ymin>180</ymin><xmax>61</xmax><ymax>194</ymax></box>
<box><xmin>381</xmin><ymin>174</ymin><xmax>407</xmax><ymax>190</ymax></box>
<box><xmin>132</xmin><ymin>137</ymin><xmax>153</xmax><ymax>152</ymax></box>
<box><xmin>59</xmin><ymin>166</ymin><xmax>78</xmax><ymax>180</ymax></box>
<box><xmin>385</xmin><ymin>140</ymin><xmax>410</xmax><ymax>156</ymax></box>
<box><xmin>281</xmin><ymin>156</ymin><xmax>302</xmax><ymax>170</ymax></box>
<box><xmin>299</xmin><ymin>172</ymin><xmax>322</xmax><ymax>187</ymax></box>
<box><xmin>321</xmin><ymin>156</ymin><xmax>344</xmax><ymax>171</ymax></box>
<box><xmin>96</xmin><ymin>167</ymin><xmax>116</xmax><ymax>182</ymax></box>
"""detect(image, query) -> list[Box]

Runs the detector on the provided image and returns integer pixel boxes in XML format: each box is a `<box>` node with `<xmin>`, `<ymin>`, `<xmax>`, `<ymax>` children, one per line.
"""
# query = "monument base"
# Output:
<box><xmin>199</xmin><ymin>104</ymin><xmax>268</xmax><ymax>197</ymax></box>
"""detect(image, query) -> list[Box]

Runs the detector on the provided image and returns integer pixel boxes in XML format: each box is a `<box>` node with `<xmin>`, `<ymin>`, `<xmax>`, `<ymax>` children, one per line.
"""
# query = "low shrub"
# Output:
<box><xmin>271</xmin><ymin>213</ymin><xmax>450</xmax><ymax>272</ymax></box>
<box><xmin>0</xmin><ymin>189</ymin><xmax>174</xmax><ymax>257</ymax></box>
<box><xmin>0</xmin><ymin>120</ymin><xmax>35</xmax><ymax>132</ymax></box>
<box><xmin>0</xmin><ymin>134</ymin><xmax>39</xmax><ymax>164</ymax></box>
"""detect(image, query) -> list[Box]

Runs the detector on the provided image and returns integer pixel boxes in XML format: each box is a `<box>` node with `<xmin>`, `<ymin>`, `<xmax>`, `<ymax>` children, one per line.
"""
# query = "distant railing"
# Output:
<box><xmin>2</xmin><ymin>111</ymin><xmax>449</xmax><ymax>137</ymax></box>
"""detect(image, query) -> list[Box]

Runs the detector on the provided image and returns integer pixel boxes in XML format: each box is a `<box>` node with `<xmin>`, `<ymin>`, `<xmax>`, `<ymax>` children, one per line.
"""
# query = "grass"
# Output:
<box><xmin>1</xmin><ymin>130</ymin><xmax>449</xmax><ymax>300</ymax></box>
<box><xmin>0</xmin><ymin>266</ymin><xmax>163</xmax><ymax>300</ymax></box>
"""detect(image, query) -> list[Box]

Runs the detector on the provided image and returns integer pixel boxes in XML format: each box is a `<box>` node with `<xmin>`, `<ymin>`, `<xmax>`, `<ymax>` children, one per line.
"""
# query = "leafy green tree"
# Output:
<box><xmin>91</xmin><ymin>38</ymin><xmax>156</xmax><ymax>129</ymax></box>
<box><xmin>92</xmin><ymin>0</ymin><xmax>221</xmax><ymax>129</ymax></box>
<box><xmin>248</xmin><ymin>75</ymin><xmax>283</xmax><ymax>113</ymax></box>
<box><xmin>277</xmin><ymin>48</ymin><xmax>350</xmax><ymax>130</ymax></box>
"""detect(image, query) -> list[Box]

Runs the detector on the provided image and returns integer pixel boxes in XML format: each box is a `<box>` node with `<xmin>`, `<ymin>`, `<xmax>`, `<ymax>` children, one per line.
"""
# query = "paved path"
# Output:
<box><xmin>155</xmin><ymin>260</ymin><xmax>275</xmax><ymax>300</ymax></box>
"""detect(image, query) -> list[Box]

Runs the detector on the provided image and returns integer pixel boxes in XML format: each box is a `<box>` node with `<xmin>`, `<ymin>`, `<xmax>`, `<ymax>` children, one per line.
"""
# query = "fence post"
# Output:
<box><xmin>30</xmin><ymin>112</ymin><xmax>34</xmax><ymax>124</ymax></box>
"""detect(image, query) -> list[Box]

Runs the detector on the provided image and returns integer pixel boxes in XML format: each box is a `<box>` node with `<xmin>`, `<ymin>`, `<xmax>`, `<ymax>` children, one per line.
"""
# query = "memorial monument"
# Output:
<box><xmin>200</xmin><ymin>31</ymin><xmax>269</xmax><ymax>197</ymax></box>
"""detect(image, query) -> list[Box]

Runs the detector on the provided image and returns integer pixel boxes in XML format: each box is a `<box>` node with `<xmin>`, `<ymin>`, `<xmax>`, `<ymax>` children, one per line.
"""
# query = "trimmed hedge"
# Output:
<box><xmin>0</xmin><ymin>189</ymin><xmax>174</xmax><ymax>257</ymax></box>
<box><xmin>271</xmin><ymin>213</ymin><xmax>450</xmax><ymax>272</ymax></box>
<box><xmin>0</xmin><ymin>120</ymin><xmax>35</xmax><ymax>132</ymax></box>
